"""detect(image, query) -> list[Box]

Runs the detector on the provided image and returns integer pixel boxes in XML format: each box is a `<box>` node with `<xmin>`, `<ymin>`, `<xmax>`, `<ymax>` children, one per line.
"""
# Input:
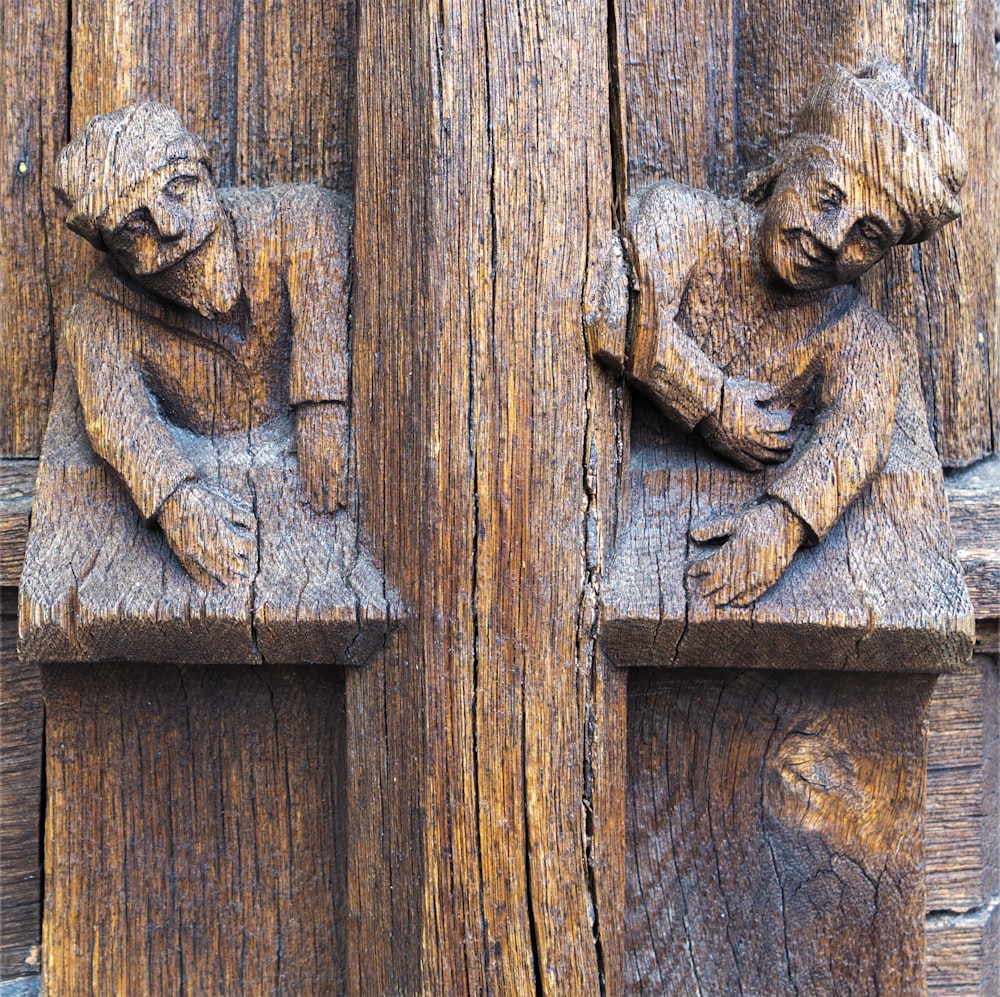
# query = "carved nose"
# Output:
<box><xmin>812</xmin><ymin>212</ymin><xmax>854</xmax><ymax>252</ymax></box>
<box><xmin>149</xmin><ymin>196</ymin><xmax>188</xmax><ymax>241</ymax></box>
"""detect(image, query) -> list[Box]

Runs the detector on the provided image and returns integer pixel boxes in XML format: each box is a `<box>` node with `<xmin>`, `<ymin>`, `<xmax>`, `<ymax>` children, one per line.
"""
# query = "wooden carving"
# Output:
<box><xmin>19</xmin><ymin>102</ymin><xmax>393</xmax><ymax>664</ymax></box>
<box><xmin>589</xmin><ymin>59</ymin><xmax>975</xmax><ymax>671</ymax></box>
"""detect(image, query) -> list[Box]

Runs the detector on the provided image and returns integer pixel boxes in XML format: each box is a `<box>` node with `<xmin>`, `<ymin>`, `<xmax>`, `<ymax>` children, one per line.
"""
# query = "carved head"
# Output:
<box><xmin>745</xmin><ymin>58</ymin><xmax>967</xmax><ymax>291</ymax></box>
<box><xmin>55</xmin><ymin>103</ymin><xmax>240</xmax><ymax>316</ymax></box>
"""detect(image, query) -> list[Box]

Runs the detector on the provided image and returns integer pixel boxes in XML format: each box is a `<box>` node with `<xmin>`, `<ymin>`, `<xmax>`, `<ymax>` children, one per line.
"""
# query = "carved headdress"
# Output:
<box><xmin>54</xmin><ymin>102</ymin><xmax>210</xmax><ymax>251</ymax></box>
<box><xmin>746</xmin><ymin>58</ymin><xmax>967</xmax><ymax>244</ymax></box>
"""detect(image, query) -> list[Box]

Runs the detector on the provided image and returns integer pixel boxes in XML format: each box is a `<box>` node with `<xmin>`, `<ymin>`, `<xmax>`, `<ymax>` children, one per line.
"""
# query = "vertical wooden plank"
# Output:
<box><xmin>69</xmin><ymin>0</ymin><xmax>356</xmax><ymax>188</ymax></box>
<box><xmin>615</xmin><ymin>0</ymin><xmax>738</xmax><ymax>192</ymax></box>
<box><xmin>0</xmin><ymin>592</ymin><xmax>42</xmax><ymax>980</ymax></box>
<box><xmin>348</xmin><ymin>0</ymin><xmax>625</xmax><ymax>992</ymax></box>
<box><xmin>0</xmin><ymin>0</ymin><xmax>68</xmax><ymax>455</ymax></box>
<box><xmin>891</xmin><ymin>0</ymin><xmax>999</xmax><ymax>464</ymax></box>
<box><xmin>234</xmin><ymin>0</ymin><xmax>355</xmax><ymax>189</ymax></box>
<box><xmin>43</xmin><ymin>664</ymin><xmax>346</xmax><ymax>996</ymax></box>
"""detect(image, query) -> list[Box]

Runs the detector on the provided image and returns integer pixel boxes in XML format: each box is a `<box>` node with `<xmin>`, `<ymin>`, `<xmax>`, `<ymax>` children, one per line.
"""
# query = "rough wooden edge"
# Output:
<box><xmin>0</xmin><ymin>461</ymin><xmax>37</xmax><ymax>588</ymax></box>
<box><xmin>945</xmin><ymin>456</ymin><xmax>1000</xmax><ymax>622</ymax></box>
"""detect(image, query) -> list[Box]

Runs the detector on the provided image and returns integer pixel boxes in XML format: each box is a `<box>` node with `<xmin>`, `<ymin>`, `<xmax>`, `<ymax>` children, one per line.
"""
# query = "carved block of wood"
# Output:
<box><xmin>591</xmin><ymin>59</ymin><xmax>975</xmax><ymax>673</ymax></box>
<box><xmin>626</xmin><ymin>669</ymin><xmax>935</xmax><ymax>995</ymax></box>
<box><xmin>601</xmin><ymin>399</ymin><xmax>975</xmax><ymax>672</ymax></box>
<box><xmin>17</xmin><ymin>104</ymin><xmax>396</xmax><ymax>665</ymax></box>
<box><xmin>19</xmin><ymin>358</ymin><xmax>392</xmax><ymax>664</ymax></box>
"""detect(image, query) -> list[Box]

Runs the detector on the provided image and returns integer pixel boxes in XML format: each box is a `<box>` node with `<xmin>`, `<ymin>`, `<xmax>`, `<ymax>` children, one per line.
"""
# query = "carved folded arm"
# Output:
<box><xmin>65</xmin><ymin>296</ymin><xmax>198</xmax><ymax>521</ymax></box>
<box><xmin>765</xmin><ymin>310</ymin><xmax>901</xmax><ymax>542</ymax></box>
<box><xmin>286</xmin><ymin>188</ymin><xmax>353</xmax><ymax>512</ymax></box>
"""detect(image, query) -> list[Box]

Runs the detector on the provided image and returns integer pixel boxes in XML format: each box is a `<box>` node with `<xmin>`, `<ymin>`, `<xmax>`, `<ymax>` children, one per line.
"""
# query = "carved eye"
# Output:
<box><xmin>163</xmin><ymin>175</ymin><xmax>198</xmax><ymax>202</ymax></box>
<box><xmin>819</xmin><ymin>184</ymin><xmax>845</xmax><ymax>212</ymax></box>
<box><xmin>857</xmin><ymin>217</ymin><xmax>886</xmax><ymax>243</ymax></box>
<box><xmin>120</xmin><ymin>210</ymin><xmax>154</xmax><ymax>236</ymax></box>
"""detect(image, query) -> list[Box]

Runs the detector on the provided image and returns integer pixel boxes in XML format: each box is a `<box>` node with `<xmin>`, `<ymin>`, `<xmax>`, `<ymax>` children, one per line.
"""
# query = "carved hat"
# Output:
<box><xmin>793</xmin><ymin>58</ymin><xmax>967</xmax><ymax>244</ymax></box>
<box><xmin>54</xmin><ymin>102</ymin><xmax>211</xmax><ymax>251</ymax></box>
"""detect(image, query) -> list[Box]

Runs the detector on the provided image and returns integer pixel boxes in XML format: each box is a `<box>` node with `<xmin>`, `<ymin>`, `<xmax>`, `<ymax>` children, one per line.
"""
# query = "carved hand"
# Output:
<box><xmin>699</xmin><ymin>378</ymin><xmax>793</xmax><ymax>471</ymax></box>
<box><xmin>158</xmin><ymin>480</ymin><xmax>257</xmax><ymax>588</ymax></box>
<box><xmin>687</xmin><ymin>498</ymin><xmax>807</xmax><ymax>607</ymax></box>
<box><xmin>296</xmin><ymin>402</ymin><xmax>349</xmax><ymax>513</ymax></box>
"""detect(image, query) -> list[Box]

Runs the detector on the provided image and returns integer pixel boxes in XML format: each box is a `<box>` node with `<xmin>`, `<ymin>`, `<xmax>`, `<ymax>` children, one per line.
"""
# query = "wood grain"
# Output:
<box><xmin>0</xmin><ymin>462</ymin><xmax>36</xmax><ymax>587</ymax></box>
<box><xmin>946</xmin><ymin>457</ymin><xmax>1000</xmax><ymax>618</ymax></box>
<box><xmin>926</xmin><ymin>652</ymin><xmax>999</xmax><ymax>906</ymax></box>
<box><xmin>0</xmin><ymin>593</ymin><xmax>42</xmax><ymax>980</ymax></box>
<box><xmin>347</xmin><ymin>1</ymin><xmax>626</xmax><ymax>992</ymax></box>
<box><xmin>0</xmin><ymin>0</ymin><xmax>68</xmax><ymax>455</ymax></box>
<box><xmin>625</xmin><ymin>669</ymin><xmax>935</xmax><ymax>995</ymax></box>
<box><xmin>927</xmin><ymin>902</ymin><xmax>1000</xmax><ymax>995</ymax></box>
<box><xmin>42</xmin><ymin>662</ymin><xmax>346</xmax><ymax>996</ymax></box>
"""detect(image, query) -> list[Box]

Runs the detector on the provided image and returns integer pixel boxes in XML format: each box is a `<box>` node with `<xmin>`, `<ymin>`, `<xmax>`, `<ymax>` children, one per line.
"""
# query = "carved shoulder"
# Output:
<box><xmin>625</xmin><ymin>180</ymin><xmax>735</xmax><ymax>280</ymax></box>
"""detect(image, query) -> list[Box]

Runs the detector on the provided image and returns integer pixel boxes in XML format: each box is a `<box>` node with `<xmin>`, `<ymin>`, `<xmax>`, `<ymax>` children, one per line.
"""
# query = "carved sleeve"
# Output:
<box><xmin>286</xmin><ymin>187</ymin><xmax>352</xmax><ymax>406</ymax></box>
<box><xmin>625</xmin><ymin>183</ymin><xmax>725</xmax><ymax>430</ymax></box>
<box><xmin>64</xmin><ymin>288</ymin><xmax>198</xmax><ymax>521</ymax></box>
<box><xmin>764</xmin><ymin>305</ymin><xmax>901</xmax><ymax>542</ymax></box>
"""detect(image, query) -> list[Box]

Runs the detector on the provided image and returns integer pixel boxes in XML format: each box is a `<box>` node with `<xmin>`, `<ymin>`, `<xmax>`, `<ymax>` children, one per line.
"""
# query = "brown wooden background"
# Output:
<box><xmin>1</xmin><ymin>0</ymin><xmax>998</xmax><ymax>992</ymax></box>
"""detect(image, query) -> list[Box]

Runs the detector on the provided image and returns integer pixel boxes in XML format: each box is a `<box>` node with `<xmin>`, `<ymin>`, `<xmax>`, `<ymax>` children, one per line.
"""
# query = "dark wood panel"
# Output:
<box><xmin>625</xmin><ymin>668</ymin><xmax>935</xmax><ymax>995</ymax></box>
<box><xmin>0</xmin><ymin>594</ymin><xmax>42</xmax><ymax>980</ymax></box>
<box><xmin>0</xmin><ymin>0</ymin><xmax>68</xmax><ymax>455</ymax></box>
<box><xmin>43</xmin><ymin>663</ymin><xmax>346</xmax><ymax>996</ymax></box>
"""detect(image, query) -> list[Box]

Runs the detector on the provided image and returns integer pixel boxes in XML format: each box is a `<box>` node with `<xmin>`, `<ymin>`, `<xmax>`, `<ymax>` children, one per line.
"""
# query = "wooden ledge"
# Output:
<box><xmin>3</xmin><ymin>452</ymin><xmax>999</xmax><ymax>634</ymax></box>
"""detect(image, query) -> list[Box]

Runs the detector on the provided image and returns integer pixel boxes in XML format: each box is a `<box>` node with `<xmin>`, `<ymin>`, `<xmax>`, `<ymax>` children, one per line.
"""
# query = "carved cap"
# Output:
<box><xmin>794</xmin><ymin>58</ymin><xmax>967</xmax><ymax>244</ymax></box>
<box><xmin>54</xmin><ymin>102</ymin><xmax>211</xmax><ymax>251</ymax></box>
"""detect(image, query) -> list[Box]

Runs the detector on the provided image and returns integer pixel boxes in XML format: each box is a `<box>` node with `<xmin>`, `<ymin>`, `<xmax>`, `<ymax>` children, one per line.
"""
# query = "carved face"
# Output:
<box><xmin>99</xmin><ymin>161</ymin><xmax>226</xmax><ymax>277</ymax></box>
<box><xmin>760</xmin><ymin>149</ymin><xmax>906</xmax><ymax>291</ymax></box>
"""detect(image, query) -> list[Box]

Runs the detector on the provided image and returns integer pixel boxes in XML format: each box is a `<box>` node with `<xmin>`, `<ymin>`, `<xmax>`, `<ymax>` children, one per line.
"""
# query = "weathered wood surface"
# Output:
<box><xmin>947</xmin><ymin>457</ymin><xmax>1000</xmax><ymax>619</ymax></box>
<box><xmin>927</xmin><ymin>902</ymin><xmax>1000</xmax><ymax>995</ymax></box>
<box><xmin>0</xmin><ymin>593</ymin><xmax>42</xmax><ymax>981</ymax></box>
<box><xmin>0</xmin><ymin>463</ymin><xmax>36</xmax><ymax>588</ymax></box>
<box><xmin>601</xmin><ymin>404</ymin><xmax>975</xmax><ymax>672</ymax></box>
<box><xmin>19</xmin><ymin>364</ymin><xmax>390</xmax><ymax>665</ymax></box>
<box><xmin>346</xmin><ymin>2</ymin><xmax>626</xmax><ymax>992</ymax></box>
<box><xmin>0</xmin><ymin>0</ymin><xmax>68</xmax><ymax>457</ymax></box>
<box><xmin>925</xmin><ymin>651</ymin><xmax>1000</xmax><ymax>996</ymax></box>
<box><xmin>42</xmin><ymin>663</ymin><xmax>347</xmax><ymax>996</ymax></box>
<box><xmin>615</xmin><ymin>0</ymin><xmax>999</xmax><ymax>466</ymax></box>
<box><xmin>625</xmin><ymin>669</ymin><xmax>935</xmax><ymax>995</ymax></box>
<box><xmin>927</xmin><ymin>653</ymin><xmax>1000</xmax><ymax>912</ymax></box>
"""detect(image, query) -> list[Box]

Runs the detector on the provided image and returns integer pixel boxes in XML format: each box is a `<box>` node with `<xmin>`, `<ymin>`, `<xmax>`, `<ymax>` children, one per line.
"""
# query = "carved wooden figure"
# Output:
<box><xmin>19</xmin><ymin>102</ymin><xmax>393</xmax><ymax>664</ymax></box>
<box><xmin>590</xmin><ymin>58</ymin><xmax>975</xmax><ymax>671</ymax></box>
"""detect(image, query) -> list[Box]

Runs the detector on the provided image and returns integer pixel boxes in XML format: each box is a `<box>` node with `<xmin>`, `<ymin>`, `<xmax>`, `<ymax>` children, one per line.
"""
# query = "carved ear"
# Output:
<box><xmin>742</xmin><ymin>160</ymin><xmax>783</xmax><ymax>206</ymax></box>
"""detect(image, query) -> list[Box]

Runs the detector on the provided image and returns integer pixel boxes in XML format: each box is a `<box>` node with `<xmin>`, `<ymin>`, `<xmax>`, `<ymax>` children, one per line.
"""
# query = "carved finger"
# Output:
<box><xmin>690</xmin><ymin>514</ymin><xmax>740</xmax><ymax>544</ymax></box>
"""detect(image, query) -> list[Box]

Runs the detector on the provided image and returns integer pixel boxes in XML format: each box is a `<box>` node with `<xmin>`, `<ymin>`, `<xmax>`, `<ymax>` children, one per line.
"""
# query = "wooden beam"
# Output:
<box><xmin>347</xmin><ymin>2</ymin><xmax>625</xmax><ymax>991</ymax></box>
<box><xmin>42</xmin><ymin>662</ymin><xmax>347</xmax><ymax>995</ymax></box>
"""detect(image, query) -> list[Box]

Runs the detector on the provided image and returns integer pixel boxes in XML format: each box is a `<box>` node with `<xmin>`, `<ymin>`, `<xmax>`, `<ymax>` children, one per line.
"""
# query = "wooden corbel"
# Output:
<box><xmin>18</xmin><ymin>102</ymin><xmax>396</xmax><ymax>665</ymax></box>
<box><xmin>588</xmin><ymin>58</ymin><xmax>976</xmax><ymax>995</ymax></box>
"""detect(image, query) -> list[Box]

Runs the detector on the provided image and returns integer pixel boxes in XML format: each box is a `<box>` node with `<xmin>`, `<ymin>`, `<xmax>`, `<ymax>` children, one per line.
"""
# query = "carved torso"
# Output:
<box><xmin>624</xmin><ymin>180</ymin><xmax>937</xmax><ymax>541</ymax></box>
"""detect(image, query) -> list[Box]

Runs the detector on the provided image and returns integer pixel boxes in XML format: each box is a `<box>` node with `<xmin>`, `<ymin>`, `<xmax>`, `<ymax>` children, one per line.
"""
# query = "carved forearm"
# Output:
<box><xmin>295</xmin><ymin>401</ymin><xmax>349</xmax><ymax>513</ymax></box>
